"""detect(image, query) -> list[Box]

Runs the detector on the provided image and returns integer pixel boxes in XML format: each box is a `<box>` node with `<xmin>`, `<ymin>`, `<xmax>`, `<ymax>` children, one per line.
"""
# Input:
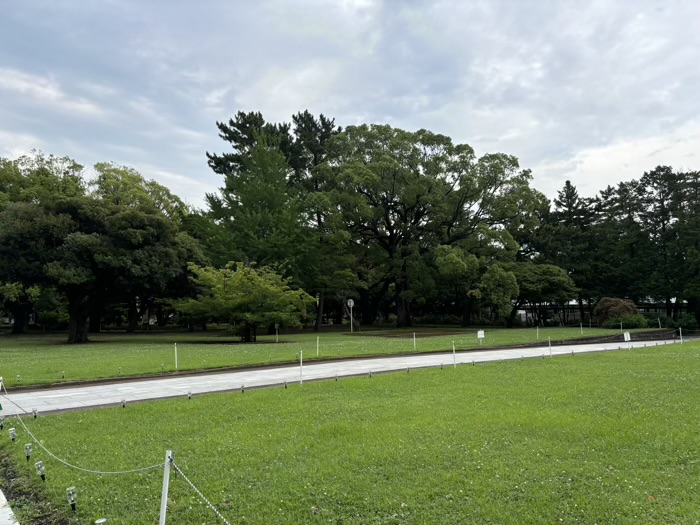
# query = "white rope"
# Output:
<box><xmin>172</xmin><ymin>462</ymin><xmax>232</xmax><ymax>525</ymax></box>
<box><xmin>1</xmin><ymin>383</ymin><xmax>163</xmax><ymax>475</ymax></box>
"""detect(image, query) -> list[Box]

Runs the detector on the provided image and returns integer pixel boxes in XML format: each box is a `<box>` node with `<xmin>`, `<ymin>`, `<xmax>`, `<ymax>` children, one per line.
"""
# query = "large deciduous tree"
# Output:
<box><xmin>325</xmin><ymin>124</ymin><xmax>537</xmax><ymax>327</ymax></box>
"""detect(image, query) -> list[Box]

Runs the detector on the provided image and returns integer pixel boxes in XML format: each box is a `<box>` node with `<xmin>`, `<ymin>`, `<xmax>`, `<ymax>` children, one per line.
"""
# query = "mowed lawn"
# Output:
<box><xmin>0</xmin><ymin>327</ymin><xmax>646</xmax><ymax>387</ymax></box>
<box><xmin>2</xmin><ymin>342</ymin><xmax>699</xmax><ymax>524</ymax></box>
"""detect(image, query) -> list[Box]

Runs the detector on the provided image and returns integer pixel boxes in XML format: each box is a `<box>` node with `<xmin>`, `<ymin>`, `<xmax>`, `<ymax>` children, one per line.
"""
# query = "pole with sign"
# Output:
<box><xmin>347</xmin><ymin>299</ymin><xmax>354</xmax><ymax>333</ymax></box>
<box><xmin>477</xmin><ymin>330</ymin><xmax>485</xmax><ymax>346</ymax></box>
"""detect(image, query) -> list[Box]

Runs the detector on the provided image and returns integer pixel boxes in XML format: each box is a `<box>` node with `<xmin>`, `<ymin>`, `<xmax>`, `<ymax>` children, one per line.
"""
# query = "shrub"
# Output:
<box><xmin>594</xmin><ymin>297</ymin><xmax>638</xmax><ymax>325</ymax></box>
<box><xmin>603</xmin><ymin>314</ymin><xmax>648</xmax><ymax>329</ymax></box>
<box><xmin>675</xmin><ymin>313</ymin><xmax>698</xmax><ymax>330</ymax></box>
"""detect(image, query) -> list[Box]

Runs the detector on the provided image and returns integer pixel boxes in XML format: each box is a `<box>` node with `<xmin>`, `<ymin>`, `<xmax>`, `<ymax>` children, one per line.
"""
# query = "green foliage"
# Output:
<box><xmin>593</xmin><ymin>297</ymin><xmax>638</xmax><ymax>324</ymax></box>
<box><xmin>603</xmin><ymin>313</ymin><xmax>648</xmax><ymax>329</ymax></box>
<box><xmin>480</xmin><ymin>264</ymin><xmax>519</xmax><ymax>316</ymax></box>
<box><xmin>674</xmin><ymin>313</ymin><xmax>699</xmax><ymax>330</ymax></box>
<box><xmin>174</xmin><ymin>263</ymin><xmax>315</xmax><ymax>341</ymax></box>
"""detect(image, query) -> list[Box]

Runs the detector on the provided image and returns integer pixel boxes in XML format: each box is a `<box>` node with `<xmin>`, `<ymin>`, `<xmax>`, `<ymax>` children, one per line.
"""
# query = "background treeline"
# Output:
<box><xmin>1</xmin><ymin>111</ymin><xmax>698</xmax><ymax>342</ymax></box>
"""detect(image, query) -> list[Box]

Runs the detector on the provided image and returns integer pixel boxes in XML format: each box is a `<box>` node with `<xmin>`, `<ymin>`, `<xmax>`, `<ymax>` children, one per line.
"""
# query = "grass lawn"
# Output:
<box><xmin>0</xmin><ymin>326</ymin><xmax>650</xmax><ymax>387</ymax></box>
<box><xmin>1</xmin><ymin>341</ymin><xmax>699</xmax><ymax>524</ymax></box>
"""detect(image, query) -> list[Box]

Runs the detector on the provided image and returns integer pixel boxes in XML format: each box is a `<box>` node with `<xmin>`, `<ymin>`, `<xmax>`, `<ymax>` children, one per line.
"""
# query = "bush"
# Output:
<box><xmin>603</xmin><ymin>314</ymin><xmax>648</xmax><ymax>329</ymax></box>
<box><xmin>675</xmin><ymin>313</ymin><xmax>698</xmax><ymax>330</ymax></box>
<box><xmin>594</xmin><ymin>297</ymin><xmax>638</xmax><ymax>324</ymax></box>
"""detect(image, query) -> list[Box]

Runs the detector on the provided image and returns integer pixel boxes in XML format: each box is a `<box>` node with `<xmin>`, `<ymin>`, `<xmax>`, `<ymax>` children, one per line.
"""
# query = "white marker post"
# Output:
<box><xmin>316</xmin><ymin>336</ymin><xmax>320</xmax><ymax>357</ymax></box>
<box><xmin>680</xmin><ymin>327</ymin><xmax>684</xmax><ymax>344</ymax></box>
<box><xmin>548</xmin><ymin>337</ymin><xmax>552</xmax><ymax>357</ymax></box>
<box><xmin>347</xmin><ymin>299</ymin><xmax>354</xmax><ymax>333</ymax></box>
<box><xmin>624</xmin><ymin>331</ymin><xmax>631</xmax><ymax>350</ymax></box>
<box><xmin>174</xmin><ymin>343</ymin><xmax>178</xmax><ymax>370</ymax></box>
<box><xmin>453</xmin><ymin>341</ymin><xmax>456</xmax><ymax>368</ymax></box>
<box><xmin>536</xmin><ymin>325</ymin><xmax>539</xmax><ymax>341</ymax></box>
<box><xmin>477</xmin><ymin>330</ymin><xmax>485</xmax><ymax>346</ymax></box>
<box><xmin>580</xmin><ymin>322</ymin><xmax>583</xmax><ymax>336</ymax></box>
<box><xmin>413</xmin><ymin>332</ymin><xmax>416</xmax><ymax>350</ymax></box>
<box><xmin>300</xmin><ymin>351</ymin><xmax>303</xmax><ymax>385</ymax></box>
<box><xmin>159</xmin><ymin>450</ymin><xmax>172</xmax><ymax>525</ymax></box>
<box><xmin>658</xmin><ymin>318</ymin><xmax>662</xmax><ymax>329</ymax></box>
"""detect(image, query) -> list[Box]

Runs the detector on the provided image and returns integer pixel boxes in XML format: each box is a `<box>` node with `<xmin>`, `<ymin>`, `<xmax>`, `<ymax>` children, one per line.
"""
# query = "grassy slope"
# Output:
<box><xmin>0</xmin><ymin>327</ymin><xmax>645</xmax><ymax>387</ymax></box>
<box><xmin>2</xmin><ymin>342</ymin><xmax>699</xmax><ymax>524</ymax></box>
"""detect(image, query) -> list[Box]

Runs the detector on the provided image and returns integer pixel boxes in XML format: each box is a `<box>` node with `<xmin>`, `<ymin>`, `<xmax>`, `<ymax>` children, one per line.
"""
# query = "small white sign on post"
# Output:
<box><xmin>347</xmin><ymin>299</ymin><xmax>355</xmax><ymax>333</ymax></box>
<box><xmin>477</xmin><ymin>330</ymin><xmax>485</xmax><ymax>345</ymax></box>
<box><xmin>623</xmin><ymin>332</ymin><xmax>631</xmax><ymax>342</ymax></box>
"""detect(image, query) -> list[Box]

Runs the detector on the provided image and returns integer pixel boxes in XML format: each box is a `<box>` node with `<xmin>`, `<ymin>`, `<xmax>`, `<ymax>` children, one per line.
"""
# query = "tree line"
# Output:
<box><xmin>1</xmin><ymin>111</ymin><xmax>698</xmax><ymax>342</ymax></box>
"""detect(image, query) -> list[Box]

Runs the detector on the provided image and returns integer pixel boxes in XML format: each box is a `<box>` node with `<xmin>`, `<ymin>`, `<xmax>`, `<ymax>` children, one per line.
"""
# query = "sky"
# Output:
<box><xmin>1</xmin><ymin>0</ymin><xmax>698</xmax><ymax>209</ymax></box>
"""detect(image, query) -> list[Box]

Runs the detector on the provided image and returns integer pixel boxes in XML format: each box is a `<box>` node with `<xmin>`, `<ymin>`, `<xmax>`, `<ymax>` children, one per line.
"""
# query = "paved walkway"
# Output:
<box><xmin>0</xmin><ymin>491</ymin><xmax>18</xmax><ymax>525</ymax></box>
<box><xmin>1</xmin><ymin>339</ymin><xmax>677</xmax><ymax>417</ymax></box>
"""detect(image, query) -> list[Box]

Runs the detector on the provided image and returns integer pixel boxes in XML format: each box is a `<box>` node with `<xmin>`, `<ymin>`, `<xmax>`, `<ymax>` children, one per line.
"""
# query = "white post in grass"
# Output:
<box><xmin>174</xmin><ymin>343</ymin><xmax>178</xmax><ymax>370</ymax></box>
<box><xmin>453</xmin><ymin>341</ymin><xmax>456</xmax><ymax>368</ymax></box>
<box><xmin>580</xmin><ymin>322</ymin><xmax>583</xmax><ymax>336</ymax></box>
<box><xmin>347</xmin><ymin>299</ymin><xmax>354</xmax><ymax>333</ymax></box>
<box><xmin>536</xmin><ymin>325</ymin><xmax>539</xmax><ymax>341</ymax></box>
<box><xmin>316</xmin><ymin>336</ymin><xmax>320</xmax><ymax>357</ymax></box>
<box><xmin>548</xmin><ymin>337</ymin><xmax>552</xmax><ymax>358</ymax></box>
<box><xmin>159</xmin><ymin>450</ymin><xmax>172</xmax><ymax>525</ymax></box>
<box><xmin>658</xmin><ymin>318</ymin><xmax>662</xmax><ymax>329</ymax></box>
<box><xmin>300</xmin><ymin>351</ymin><xmax>303</xmax><ymax>384</ymax></box>
<box><xmin>680</xmin><ymin>327</ymin><xmax>683</xmax><ymax>344</ymax></box>
<box><xmin>413</xmin><ymin>332</ymin><xmax>416</xmax><ymax>351</ymax></box>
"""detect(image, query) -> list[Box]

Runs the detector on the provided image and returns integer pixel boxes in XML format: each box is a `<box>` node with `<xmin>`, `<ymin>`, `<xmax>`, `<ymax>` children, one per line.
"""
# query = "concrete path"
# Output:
<box><xmin>0</xmin><ymin>490</ymin><xmax>19</xmax><ymax>525</ymax></box>
<box><xmin>0</xmin><ymin>339</ymin><xmax>678</xmax><ymax>417</ymax></box>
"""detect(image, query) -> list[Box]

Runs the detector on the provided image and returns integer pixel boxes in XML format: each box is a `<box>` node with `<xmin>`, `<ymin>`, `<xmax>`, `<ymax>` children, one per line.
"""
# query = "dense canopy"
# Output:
<box><xmin>1</xmin><ymin>112</ymin><xmax>698</xmax><ymax>342</ymax></box>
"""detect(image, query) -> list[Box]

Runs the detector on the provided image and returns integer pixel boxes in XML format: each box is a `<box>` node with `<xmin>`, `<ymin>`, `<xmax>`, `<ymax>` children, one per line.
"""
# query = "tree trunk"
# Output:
<box><xmin>127</xmin><ymin>302</ymin><xmax>138</xmax><ymax>333</ymax></box>
<box><xmin>67</xmin><ymin>296</ymin><xmax>91</xmax><ymax>343</ymax></box>
<box><xmin>506</xmin><ymin>301</ymin><xmax>522</xmax><ymax>328</ymax></box>
<box><xmin>89</xmin><ymin>304</ymin><xmax>102</xmax><ymax>333</ymax></box>
<box><xmin>8</xmin><ymin>302</ymin><xmax>29</xmax><ymax>335</ymax></box>
<box><xmin>242</xmin><ymin>323</ymin><xmax>255</xmax><ymax>342</ymax></box>
<box><xmin>395</xmin><ymin>263</ymin><xmax>412</xmax><ymax>328</ymax></box>
<box><xmin>578</xmin><ymin>293</ymin><xmax>585</xmax><ymax>325</ymax></box>
<box><xmin>156</xmin><ymin>305</ymin><xmax>168</xmax><ymax>327</ymax></box>
<box><xmin>314</xmin><ymin>292</ymin><xmax>324</xmax><ymax>332</ymax></box>
<box><xmin>462</xmin><ymin>294</ymin><xmax>474</xmax><ymax>327</ymax></box>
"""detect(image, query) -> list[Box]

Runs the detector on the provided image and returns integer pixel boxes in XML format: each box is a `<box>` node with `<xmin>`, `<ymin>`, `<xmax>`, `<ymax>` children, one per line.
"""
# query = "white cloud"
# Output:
<box><xmin>0</xmin><ymin>68</ymin><xmax>106</xmax><ymax>118</ymax></box>
<box><xmin>533</xmin><ymin>119</ymin><xmax>700</xmax><ymax>199</ymax></box>
<box><xmin>0</xmin><ymin>129</ymin><xmax>43</xmax><ymax>159</ymax></box>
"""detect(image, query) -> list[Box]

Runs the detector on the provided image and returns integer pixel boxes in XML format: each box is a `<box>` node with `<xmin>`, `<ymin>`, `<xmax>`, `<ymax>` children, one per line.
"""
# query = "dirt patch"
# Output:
<box><xmin>0</xmin><ymin>449</ymin><xmax>72</xmax><ymax>524</ymax></box>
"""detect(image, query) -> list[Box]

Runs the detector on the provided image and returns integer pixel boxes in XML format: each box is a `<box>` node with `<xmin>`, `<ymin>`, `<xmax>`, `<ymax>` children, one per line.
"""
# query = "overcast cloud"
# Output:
<box><xmin>1</xmin><ymin>0</ymin><xmax>698</xmax><ymax>208</ymax></box>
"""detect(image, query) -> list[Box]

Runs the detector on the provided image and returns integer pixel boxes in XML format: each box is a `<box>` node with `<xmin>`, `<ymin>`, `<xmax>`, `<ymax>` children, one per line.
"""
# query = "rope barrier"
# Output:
<box><xmin>172</xmin><ymin>462</ymin><xmax>232</xmax><ymax>525</ymax></box>
<box><xmin>0</xmin><ymin>382</ymin><xmax>163</xmax><ymax>475</ymax></box>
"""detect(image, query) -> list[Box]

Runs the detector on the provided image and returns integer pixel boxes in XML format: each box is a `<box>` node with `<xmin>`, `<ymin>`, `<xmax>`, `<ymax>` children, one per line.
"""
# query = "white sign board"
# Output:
<box><xmin>347</xmin><ymin>299</ymin><xmax>354</xmax><ymax>308</ymax></box>
<box><xmin>477</xmin><ymin>330</ymin><xmax>485</xmax><ymax>340</ymax></box>
<box><xmin>623</xmin><ymin>331</ymin><xmax>631</xmax><ymax>342</ymax></box>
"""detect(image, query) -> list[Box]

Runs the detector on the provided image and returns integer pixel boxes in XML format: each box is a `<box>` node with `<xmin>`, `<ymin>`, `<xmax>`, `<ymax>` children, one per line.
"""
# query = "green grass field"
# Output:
<box><xmin>0</xmin><ymin>326</ymin><xmax>646</xmax><ymax>387</ymax></box>
<box><xmin>1</xmin><ymin>341</ymin><xmax>698</xmax><ymax>524</ymax></box>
